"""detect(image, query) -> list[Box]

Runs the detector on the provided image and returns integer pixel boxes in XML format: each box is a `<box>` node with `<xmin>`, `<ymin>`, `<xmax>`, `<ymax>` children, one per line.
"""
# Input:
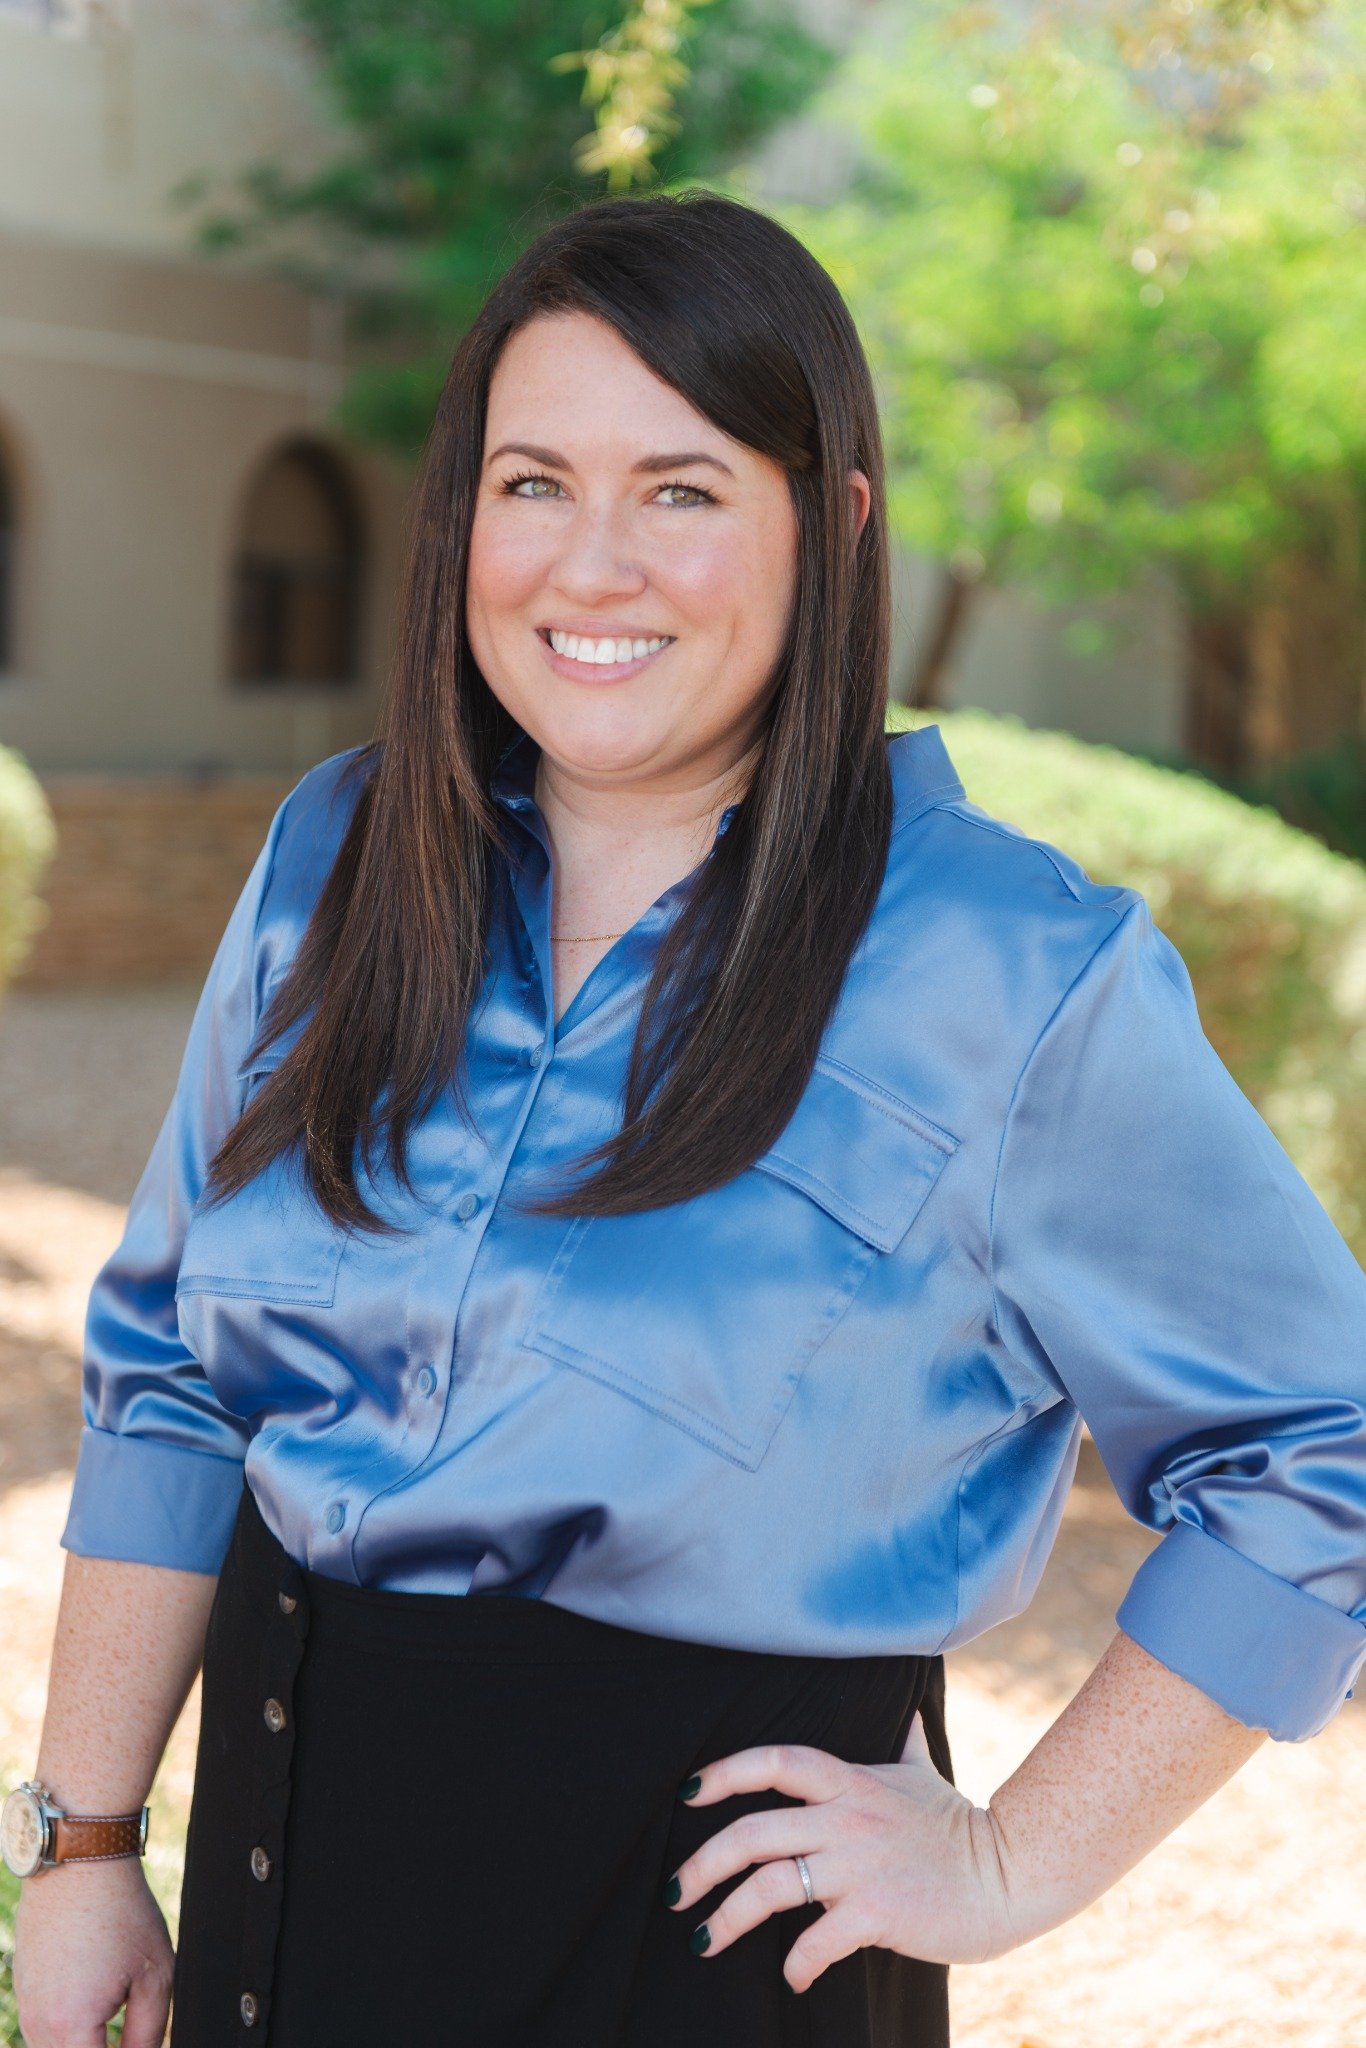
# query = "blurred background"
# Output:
<box><xmin>1</xmin><ymin>0</ymin><xmax>1363</xmax><ymax>2040</ymax></box>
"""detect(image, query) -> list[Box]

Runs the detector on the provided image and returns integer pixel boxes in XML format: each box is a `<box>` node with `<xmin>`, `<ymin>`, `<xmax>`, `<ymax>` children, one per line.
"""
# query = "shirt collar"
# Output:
<box><xmin>490</xmin><ymin>721</ymin><xmax>963</xmax><ymax>842</ymax></box>
<box><xmin>887</xmin><ymin>721</ymin><xmax>965</xmax><ymax>833</ymax></box>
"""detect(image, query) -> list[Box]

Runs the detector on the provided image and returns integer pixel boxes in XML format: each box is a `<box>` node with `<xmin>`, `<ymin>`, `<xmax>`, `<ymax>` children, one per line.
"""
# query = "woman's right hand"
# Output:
<box><xmin>13</xmin><ymin>1856</ymin><xmax>175</xmax><ymax>2048</ymax></box>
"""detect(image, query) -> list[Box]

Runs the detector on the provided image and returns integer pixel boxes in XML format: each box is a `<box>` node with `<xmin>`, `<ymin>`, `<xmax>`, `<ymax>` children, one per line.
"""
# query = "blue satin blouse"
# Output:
<box><xmin>60</xmin><ymin>724</ymin><xmax>1366</xmax><ymax>1742</ymax></box>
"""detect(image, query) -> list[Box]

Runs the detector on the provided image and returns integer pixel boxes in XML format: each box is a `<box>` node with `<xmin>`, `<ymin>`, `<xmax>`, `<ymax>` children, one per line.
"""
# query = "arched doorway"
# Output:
<box><xmin>228</xmin><ymin>439</ymin><xmax>364</xmax><ymax>687</ymax></box>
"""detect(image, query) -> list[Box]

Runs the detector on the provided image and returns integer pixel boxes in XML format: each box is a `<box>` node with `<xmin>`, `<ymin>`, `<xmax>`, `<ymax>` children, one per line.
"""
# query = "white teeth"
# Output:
<box><xmin>547</xmin><ymin>630</ymin><xmax>671</xmax><ymax>664</ymax></box>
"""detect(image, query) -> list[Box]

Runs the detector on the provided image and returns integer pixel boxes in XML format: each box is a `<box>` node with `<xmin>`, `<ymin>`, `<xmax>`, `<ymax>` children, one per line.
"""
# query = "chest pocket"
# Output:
<box><xmin>175</xmin><ymin>1045</ymin><xmax>349</xmax><ymax>1310</ymax></box>
<box><xmin>522</xmin><ymin>1057</ymin><xmax>958</xmax><ymax>1470</ymax></box>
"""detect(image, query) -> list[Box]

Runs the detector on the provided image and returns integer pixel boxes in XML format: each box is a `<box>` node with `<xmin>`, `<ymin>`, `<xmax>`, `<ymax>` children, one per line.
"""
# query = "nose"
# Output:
<box><xmin>547</xmin><ymin>499</ymin><xmax>649</xmax><ymax>607</ymax></box>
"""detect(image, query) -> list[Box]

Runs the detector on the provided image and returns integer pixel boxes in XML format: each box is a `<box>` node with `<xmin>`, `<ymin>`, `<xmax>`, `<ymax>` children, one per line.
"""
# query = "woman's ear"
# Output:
<box><xmin>849</xmin><ymin>468</ymin><xmax>872</xmax><ymax>543</ymax></box>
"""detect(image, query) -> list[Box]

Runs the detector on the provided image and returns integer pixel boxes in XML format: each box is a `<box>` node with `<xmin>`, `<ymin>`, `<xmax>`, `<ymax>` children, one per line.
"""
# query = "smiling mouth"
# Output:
<box><xmin>536</xmin><ymin>627</ymin><xmax>675</xmax><ymax>679</ymax></box>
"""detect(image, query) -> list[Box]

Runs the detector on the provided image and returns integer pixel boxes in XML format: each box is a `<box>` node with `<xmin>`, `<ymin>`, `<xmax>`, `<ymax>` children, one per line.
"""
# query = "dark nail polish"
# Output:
<box><xmin>689</xmin><ymin>1924</ymin><xmax>711</xmax><ymax>1955</ymax></box>
<box><xmin>677</xmin><ymin>1774</ymin><xmax>702</xmax><ymax>1801</ymax></box>
<box><xmin>661</xmin><ymin>1875</ymin><xmax>682</xmax><ymax>1908</ymax></box>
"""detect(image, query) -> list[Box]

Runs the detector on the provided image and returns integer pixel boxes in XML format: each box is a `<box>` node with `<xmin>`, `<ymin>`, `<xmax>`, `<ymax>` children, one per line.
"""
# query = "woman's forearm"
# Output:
<box><xmin>985</xmin><ymin>1625</ymin><xmax>1268</xmax><ymax>1948</ymax></box>
<box><xmin>32</xmin><ymin>1552</ymin><xmax>219</xmax><ymax>1817</ymax></box>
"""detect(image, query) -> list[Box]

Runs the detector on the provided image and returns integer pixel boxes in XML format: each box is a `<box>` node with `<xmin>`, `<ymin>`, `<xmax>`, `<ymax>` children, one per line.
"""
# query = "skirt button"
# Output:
<box><xmin>263</xmin><ymin>1697</ymin><xmax>287</xmax><ymax>1734</ymax></box>
<box><xmin>250</xmin><ymin>1845</ymin><xmax>273</xmax><ymax>1882</ymax></box>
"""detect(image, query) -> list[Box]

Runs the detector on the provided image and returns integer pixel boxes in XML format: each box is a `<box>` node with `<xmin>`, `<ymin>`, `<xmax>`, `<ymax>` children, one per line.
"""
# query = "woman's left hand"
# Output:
<box><xmin>664</xmin><ymin>1711</ymin><xmax>1020</xmax><ymax>1991</ymax></box>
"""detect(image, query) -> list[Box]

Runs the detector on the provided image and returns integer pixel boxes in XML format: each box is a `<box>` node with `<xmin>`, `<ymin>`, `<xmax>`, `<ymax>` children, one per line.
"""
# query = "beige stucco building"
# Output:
<box><xmin>0</xmin><ymin>0</ymin><xmax>408</xmax><ymax>784</ymax></box>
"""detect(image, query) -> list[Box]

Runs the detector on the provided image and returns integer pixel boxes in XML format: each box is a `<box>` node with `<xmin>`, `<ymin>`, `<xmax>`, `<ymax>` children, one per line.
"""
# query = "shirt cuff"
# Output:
<box><xmin>60</xmin><ymin>1425</ymin><xmax>246</xmax><ymax>1575</ymax></box>
<box><xmin>1115</xmin><ymin>1518</ymin><xmax>1366</xmax><ymax>1742</ymax></box>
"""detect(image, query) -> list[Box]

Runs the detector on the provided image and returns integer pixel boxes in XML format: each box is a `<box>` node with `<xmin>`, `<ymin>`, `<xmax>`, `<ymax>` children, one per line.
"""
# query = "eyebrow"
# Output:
<box><xmin>486</xmin><ymin>440</ymin><xmax>736</xmax><ymax>479</ymax></box>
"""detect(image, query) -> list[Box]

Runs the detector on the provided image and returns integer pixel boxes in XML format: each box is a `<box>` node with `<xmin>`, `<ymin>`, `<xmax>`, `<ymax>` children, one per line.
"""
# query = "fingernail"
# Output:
<box><xmin>689</xmin><ymin>1923</ymin><xmax>711</xmax><ymax>1955</ymax></box>
<box><xmin>677</xmin><ymin>1774</ymin><xmax>702</xmax><ymax>1801</ymax></box>
<box><xmin>661</xmin><ymin>1875</ymin><xmax>682</xmax><ymax>1907</ymax></box>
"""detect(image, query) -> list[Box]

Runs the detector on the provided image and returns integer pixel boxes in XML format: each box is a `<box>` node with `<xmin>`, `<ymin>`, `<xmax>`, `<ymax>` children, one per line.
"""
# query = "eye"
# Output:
<box><xmin>495</xmin><ymin>470</ymin><xmax>718</xmax><ymax>507</ymax></box>
<box><xmin>656</xmin><ymin>481</ymin><xmax>717</xmax><ymax>508</ymax></box>
<box><xmin>500</xmin><ymin>469</ymin><xmax>562</xmax><ymax>498</ymax></box>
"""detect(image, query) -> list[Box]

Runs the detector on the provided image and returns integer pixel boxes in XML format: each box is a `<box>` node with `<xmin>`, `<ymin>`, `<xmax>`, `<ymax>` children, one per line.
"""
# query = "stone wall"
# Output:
<box><xmin>16</xmin><ymin>776</ymin><xmax>295</xmax><ymax>989</ymax></box>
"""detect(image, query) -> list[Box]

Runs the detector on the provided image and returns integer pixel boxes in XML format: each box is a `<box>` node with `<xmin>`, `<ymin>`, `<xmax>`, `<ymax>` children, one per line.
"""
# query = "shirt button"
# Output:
<box><xmin>250</xmin><ymin>1846</ymin><xmax>273</xmax><ymax>1883</ymax></box>
<box><xmin>278</xmin><ymin>1590</ymin><xmax>297</xmax><ymax>1615</ymax></box>
<box><xmin>456</xmin><ymin>1192</ymin><xmax>480</xmax><ymax>1222</ymax></box>
<box><xmin>240</xmin><ymin>1991</ymin><xmax>260</xmax><ymax>2026</ymax></box>
<box><xmin>263</xmin><ymin>1697</ymin><xmax>287</xmax><ymax>1735</ymax></box>
<box><xmin>325</xmin><ymin>1500</ymin><xmax>346</xmax><ymax>1533</ymax></box>
<box><xmin>416</xmin><ymin>1364</ymin><xmax>437</xmax><ymax>1397</ymax></box>
<box><xmin>526</xmin><ymin>1045</ymin><xmax>544</xmax><ymax>1069</ymax></box>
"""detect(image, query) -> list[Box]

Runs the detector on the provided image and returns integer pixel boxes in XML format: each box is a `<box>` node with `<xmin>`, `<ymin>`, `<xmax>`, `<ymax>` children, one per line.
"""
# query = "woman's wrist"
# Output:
<box><xmin>965</xmin><ymin>1800</ymin><xmax>1036</xmax><ymax>1960</ymax></box>
<box><xmin>22</xmin><ymin>1850</ymin><xmax>147</xmax><ymax>1886</ymax></box>
<box><xmin>977</xmin><ymin>1791</ymin><xmax>1075</xmax><ymax>1951</ymax></box>
<box><xmin>975</xmin><ymin>1630</ymin><xmax>1271</xmax><ymax>1958</ymax></box>
<box><xmin>29</xmin><ymin>1550</ymin><xmax>217</xmax><ymax>1838</ymax></box>
<box><xmin>30</xmin><ymin>1759</ymin><xmax>153</xmax><ymax>1818</ymax></box>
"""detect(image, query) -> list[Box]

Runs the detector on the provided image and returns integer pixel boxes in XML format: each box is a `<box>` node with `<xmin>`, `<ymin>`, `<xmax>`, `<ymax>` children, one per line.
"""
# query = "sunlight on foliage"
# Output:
<box><xmin>551</xmin><ymin>0</ymin><xmax>720</xmax><ymax>192</ymax></box>
<box><xmin>778</xmin><ymin>0</ymin><xmax>1366</xmax><ymax>617</ymax></box>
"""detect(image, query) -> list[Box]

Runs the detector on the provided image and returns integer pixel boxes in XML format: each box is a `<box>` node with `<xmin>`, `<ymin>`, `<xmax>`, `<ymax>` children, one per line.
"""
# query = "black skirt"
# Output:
<box><xmin>170</xmin><ymin>1477</ymin><xmax>955</xmax><ymax>2046</ymax></box>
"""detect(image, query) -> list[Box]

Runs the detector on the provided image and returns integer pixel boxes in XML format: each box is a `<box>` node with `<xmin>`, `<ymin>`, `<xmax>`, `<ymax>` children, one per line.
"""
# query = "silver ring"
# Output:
<box><xmin>794</xmin><ymin>1852</ymin><xmax>815</xmax><ymax>1906</ymax></box>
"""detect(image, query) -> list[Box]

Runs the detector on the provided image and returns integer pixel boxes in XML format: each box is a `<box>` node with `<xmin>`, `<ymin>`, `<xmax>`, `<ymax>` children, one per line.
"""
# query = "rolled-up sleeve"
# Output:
<box><xmin>59</xmin><ymin>795</ymin><xmax>292</xmax><ymax>1575</ymax></box>
<box><xmin>990</xmin><ymin>893</ymin><xmax>1366</xmax><ymax>1741</ymax></box>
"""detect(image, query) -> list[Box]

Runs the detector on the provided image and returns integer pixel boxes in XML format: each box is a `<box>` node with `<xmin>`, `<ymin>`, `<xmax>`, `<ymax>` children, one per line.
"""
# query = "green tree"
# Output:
<box><xmin>775</xmin><ymin>0</ymin><xmax>1366</xmax><ymax>772</ymax></box>
<box><xmin>176</xmin><ymin>0</ymin><xmax>836</xmax><ymax>457</ymax></box>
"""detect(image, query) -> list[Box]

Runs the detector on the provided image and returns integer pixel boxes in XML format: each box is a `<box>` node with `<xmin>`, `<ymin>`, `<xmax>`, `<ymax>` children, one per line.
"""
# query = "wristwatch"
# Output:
<box><xmin>0</xmin><ymin>1779</ymin><xmax>149</xmax><ymax>1877</ymax></box>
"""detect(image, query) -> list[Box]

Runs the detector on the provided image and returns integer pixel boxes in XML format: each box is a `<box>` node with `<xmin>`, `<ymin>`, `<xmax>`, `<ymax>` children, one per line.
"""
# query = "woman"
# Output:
<box><xmin>8</xmin><ymin>191</ymin><xmax>1365</xmax><ymax>2048</ymax></box>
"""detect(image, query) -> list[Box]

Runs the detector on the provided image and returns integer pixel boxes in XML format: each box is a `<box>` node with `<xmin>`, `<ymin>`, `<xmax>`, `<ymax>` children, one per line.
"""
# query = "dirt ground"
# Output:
<box><xmin>1</xmin><ymin>986</ymin><xmax>1363</xmax><ymax>2047</ymax></box>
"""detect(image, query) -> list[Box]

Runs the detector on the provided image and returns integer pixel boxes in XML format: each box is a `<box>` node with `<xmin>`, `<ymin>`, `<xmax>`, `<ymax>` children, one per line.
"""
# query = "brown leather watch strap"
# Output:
<box><xmin>49</xmin><ymin>1811</ymin><xmax>146</xmax><ymax>1864</ymax></box>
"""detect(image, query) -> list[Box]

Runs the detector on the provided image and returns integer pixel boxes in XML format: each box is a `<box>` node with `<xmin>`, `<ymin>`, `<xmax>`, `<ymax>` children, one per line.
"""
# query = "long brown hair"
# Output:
<box><xmin>204</xmin><ymin>190</ymin><xmax>894</xmax><ymax>1233</ymax></box>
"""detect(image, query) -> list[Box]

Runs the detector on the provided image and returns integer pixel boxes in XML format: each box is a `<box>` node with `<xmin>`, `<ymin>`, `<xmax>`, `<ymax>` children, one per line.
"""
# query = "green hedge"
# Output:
<box><xmin>889</xmin><ymin>704</ymin><xmax>1366</xmax><ymax>1258</ymax></box>
<box><xmin>0</xmin><ymin>744</ymin><xmax>54</xmax><ymax>997</ymax></box>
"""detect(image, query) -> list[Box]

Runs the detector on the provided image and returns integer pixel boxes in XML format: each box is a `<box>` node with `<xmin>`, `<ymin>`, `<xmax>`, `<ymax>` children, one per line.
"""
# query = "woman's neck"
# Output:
<box><xmin>533</xmin><ymin>744</ymin><xmax>752</xmax><ymax>859</ymax></box>
<box><xmin>533</xmin><ymin>741</ymin><xmax>756</xmax><ymax>1021</ymax></box>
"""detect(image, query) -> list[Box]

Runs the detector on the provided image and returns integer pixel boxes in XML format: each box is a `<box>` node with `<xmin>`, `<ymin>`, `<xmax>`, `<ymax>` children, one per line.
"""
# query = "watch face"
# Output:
<box><xmin>1</xmin><ymin>1787</ymin><xmax>46</xmax><ymax>1877</ymax></box>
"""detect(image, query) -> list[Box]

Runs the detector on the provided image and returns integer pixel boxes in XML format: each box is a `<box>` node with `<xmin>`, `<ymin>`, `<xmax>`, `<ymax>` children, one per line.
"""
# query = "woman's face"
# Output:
<box><xmin>466</xmin><ymin>310</ymin><xmax>807</xmax><ymax>798</ymax></box>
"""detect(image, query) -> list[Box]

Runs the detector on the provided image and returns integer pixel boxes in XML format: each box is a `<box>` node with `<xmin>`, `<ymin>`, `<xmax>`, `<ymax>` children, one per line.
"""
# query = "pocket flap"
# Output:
<box><xmin>176</xmin><ymin>1148</ymin><xmax>348</xmax><ymax>1306</ymax></box>
<box><xmin>755</xmin><ymin>1057</ymin><xmax>957</xmax><ymax>1253</ymax></box>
